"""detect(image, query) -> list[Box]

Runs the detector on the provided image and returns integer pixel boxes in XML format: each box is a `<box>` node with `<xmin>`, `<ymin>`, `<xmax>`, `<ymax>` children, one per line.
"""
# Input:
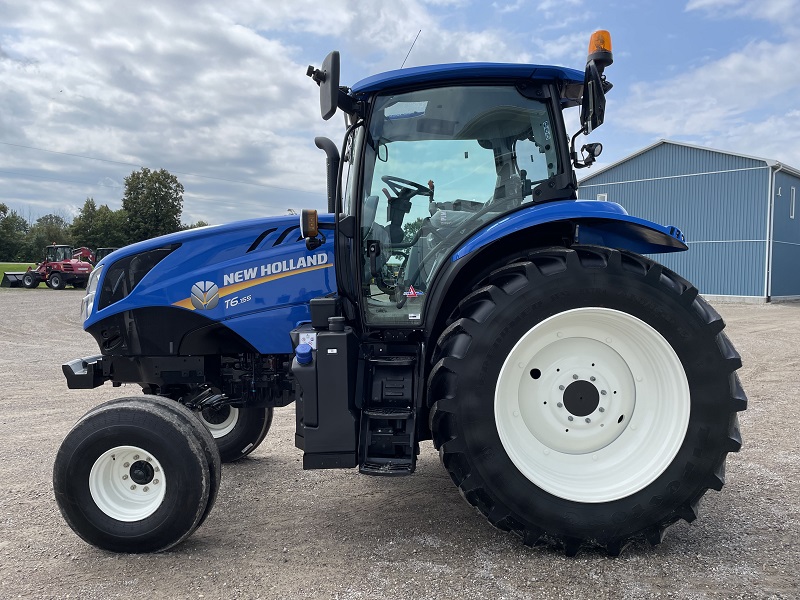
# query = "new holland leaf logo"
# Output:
<box><xmin>190</xmin><ymin>281</ymin><xmax>219</xmax><ymax>310</ymax></box>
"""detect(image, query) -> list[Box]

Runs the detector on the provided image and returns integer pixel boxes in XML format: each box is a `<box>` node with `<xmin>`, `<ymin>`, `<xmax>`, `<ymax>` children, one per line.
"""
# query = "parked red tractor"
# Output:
<box><xmin>1</xmin><ymin>244</ymin><xmax>93</xmax><ymax>289</ymax></box>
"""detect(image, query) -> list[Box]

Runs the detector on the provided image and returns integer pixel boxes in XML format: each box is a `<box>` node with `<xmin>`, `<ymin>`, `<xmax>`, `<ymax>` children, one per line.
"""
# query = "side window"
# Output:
<box><xmin>597</xmin><ymin>193</ymin><xmax>608</xmax><ymax>201</ymax></box>
<box><xmin>515</xmin><ymin>138</ymin><xmax>553</xmax><ymax>187</ymax></box>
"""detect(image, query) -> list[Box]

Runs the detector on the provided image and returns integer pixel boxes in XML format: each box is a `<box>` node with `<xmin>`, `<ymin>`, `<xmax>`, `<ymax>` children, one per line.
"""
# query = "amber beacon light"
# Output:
<box><xmin>587</xmin><ymin>30</ymin><xmax>613</xmax><ymax>70</ymax></box>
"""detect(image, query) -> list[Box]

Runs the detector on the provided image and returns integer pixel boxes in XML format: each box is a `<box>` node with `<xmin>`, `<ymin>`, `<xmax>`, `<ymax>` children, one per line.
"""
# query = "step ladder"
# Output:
<box><xmin>359</xmin><ymin>355</ymin><xmax>417</xmax><ymax>475</ymax></box>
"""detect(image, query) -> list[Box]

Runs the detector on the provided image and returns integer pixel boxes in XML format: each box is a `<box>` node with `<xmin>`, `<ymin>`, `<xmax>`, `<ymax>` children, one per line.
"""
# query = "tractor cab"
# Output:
<box><xmin>46</xmin><ymin>244</ymin><xmax>73</xmax><ymax>263</ymax></box>
<box><xmin>346</xmin><ymin>80</ymin><xmax>572</xmax><ymax>327</ymax></box>
<box><xmin>305</xmin><ymin>35</ymin><xmax>612</xmax><ymax>331</ymax></box>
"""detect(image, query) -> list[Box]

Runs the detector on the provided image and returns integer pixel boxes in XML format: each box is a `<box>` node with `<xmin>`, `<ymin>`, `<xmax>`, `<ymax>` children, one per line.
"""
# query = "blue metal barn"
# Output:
<box><xmin>579</xmin><ymin>139</ymin><xmax>800</xmax><ymax>301</ymax></box>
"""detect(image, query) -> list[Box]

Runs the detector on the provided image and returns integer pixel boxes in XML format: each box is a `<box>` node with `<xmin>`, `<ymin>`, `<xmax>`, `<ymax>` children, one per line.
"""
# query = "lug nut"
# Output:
<box><xmin>601</xmin><ymin>390</ymin><xmax>607</xmax><ymax>396</ymax></box>
<box><xmin>143</xmin><ymin>486</ymin><xmax>149</xmax><ymax>492</ymax></box>
<box><xmin>557</xmin><ymin>402</ymin><xmax>563</xmax><ymax>408</ymax></box>
<box><xmin>558</xmin><ymin>385</ymin><xmax>565</xmax><ymax>391</ymax></box>
<box><xmin>123</xmin><ymin>462</ymin><xmax>130</xmax><ymax>468</ymax></box>
<box><xmin>153</xmin><ymin>479</ymin><xmax>159</xmax><ymax>485</ymax></box>
<box><xmin>130</xmin><ymin>485</ymin><xmax>136</xmax><ymax>490</ymax></box>
<box><xmin>154</xmin><ymin>467</ymin><xmax>160</xmax><ymax>473</ymax></box>
<box><xmin>568</xmin><ymin>416</ymin><xmax>574</xmax><ymax>421</ymax></box>
<box><xmin>590</xmin><ymin>376</ymin><xmax>596</xmax><ymax>382</ymax></box>
<box><xmin>585</xmin><ymin>418</ymin><xmax>591</xmax><ymax>423</ymax></box>
<box><xmin>133</xmin><ymin>455</ymin><xmax>140</xmax><ymax>460</ymax></box>
<box><xmin>572</xmin><ymin>374</ymin><xmax>579</xmax><ymax>380</ymax></box>
<box><xmin>122</xmin><ymin>475</ymin><xmax>128</xmax><ymax>480</ymax></box>
<box><xmin>599</xmin><ymin>407</ymin><xmax>605</xmax><ymax>413</ymax></box>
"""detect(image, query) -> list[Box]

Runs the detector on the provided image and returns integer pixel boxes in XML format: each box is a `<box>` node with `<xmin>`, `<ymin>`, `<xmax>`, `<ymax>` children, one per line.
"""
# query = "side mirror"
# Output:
<box><xmin>307</xmin><ymin>51</ymin><xmax>340</xmax><ymax>121</ymax></box>
<box><xmin>580</xmin><ymin>61</ymin><xmax>606</xmax><ymax>135</ymax></box>
<box><xmin>580</xmin><ymin>30</ymin><xmax>613</xmax><ymax>135</ymax></box>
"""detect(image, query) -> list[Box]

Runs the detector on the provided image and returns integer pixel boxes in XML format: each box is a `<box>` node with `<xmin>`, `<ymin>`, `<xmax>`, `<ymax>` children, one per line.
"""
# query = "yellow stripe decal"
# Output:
<box><xmin>173</xmin><ymin>263</ymin><xmax>333</xmax><ymax>311</ymax></box>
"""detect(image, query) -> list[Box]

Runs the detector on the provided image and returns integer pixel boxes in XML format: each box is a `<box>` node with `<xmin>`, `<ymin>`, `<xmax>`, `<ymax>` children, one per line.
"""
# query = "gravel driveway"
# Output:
<box><xmin>0</xmin><ymin>287</ymin><xmax>797</xmax><ymax>599</ymax></box>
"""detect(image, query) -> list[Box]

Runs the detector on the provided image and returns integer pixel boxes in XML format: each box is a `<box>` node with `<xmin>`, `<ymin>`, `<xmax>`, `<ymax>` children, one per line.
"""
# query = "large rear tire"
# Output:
<box><xmin>428</xmin><ymin>246</ymin><xmax>746</xmax><ymax>556</ymax></box>
<box><xmin>53</xmin><ymin>398</ymin><xmax>215</xmax><ymax>553</ymax></box>
<box><xmin>197</xmin><ymin>405</ymin><xmax>273</xmax><ymax>462</ymax></box>
<box><xmin>49</xmin><ymin>272</ymin><xmax>66</xmax><ymax>290</ymax></box>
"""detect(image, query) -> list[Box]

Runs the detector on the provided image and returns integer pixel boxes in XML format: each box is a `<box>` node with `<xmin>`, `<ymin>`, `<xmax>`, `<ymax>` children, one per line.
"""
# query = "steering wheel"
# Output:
<box><xmin>381</xmin><ymin>175</ymin><xmax>432</xmax><ymax>198</ymax></box>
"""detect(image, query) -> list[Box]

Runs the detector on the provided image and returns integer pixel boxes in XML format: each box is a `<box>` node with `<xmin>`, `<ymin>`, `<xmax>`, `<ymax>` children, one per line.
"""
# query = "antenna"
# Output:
<box><xmin>401</xmin><ymin>30</ymin><xmax>422</xmax><ymax>69</ymax></box>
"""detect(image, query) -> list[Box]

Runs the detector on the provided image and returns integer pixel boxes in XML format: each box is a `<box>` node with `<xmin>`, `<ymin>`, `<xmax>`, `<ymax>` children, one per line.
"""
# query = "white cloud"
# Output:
<box><xmin>492</xmin><ymin>1</ymin><xmax>525</xmax><ymax>14</ymax></box>
<box><xmin>0</xmin><ymin>1</ymin><xmax>339</xmax><ymax>223</ymax></box>
<box><xmin>622</xmin><ymin>39</ymin><xmax>800</xmax><ymax>133</ymax></box>
<box><xmin>686</xmin><ymin>0</ymin><xmax>800</xmax><ymax>23</ymax></box>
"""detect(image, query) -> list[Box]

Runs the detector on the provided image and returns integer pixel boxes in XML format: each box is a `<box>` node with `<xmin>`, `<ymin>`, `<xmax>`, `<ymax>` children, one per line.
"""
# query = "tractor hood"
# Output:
<box><xmin>84</xmin><ymin>213</ymin><xmax>337</xmax><ymax>354</ymax></box>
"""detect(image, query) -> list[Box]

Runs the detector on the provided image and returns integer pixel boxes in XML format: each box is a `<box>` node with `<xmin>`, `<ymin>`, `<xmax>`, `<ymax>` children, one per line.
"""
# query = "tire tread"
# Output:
<box><xmin>428</xmin><ymin>245</ymin><xmax>747</xmax><ymax>555</ymax></box>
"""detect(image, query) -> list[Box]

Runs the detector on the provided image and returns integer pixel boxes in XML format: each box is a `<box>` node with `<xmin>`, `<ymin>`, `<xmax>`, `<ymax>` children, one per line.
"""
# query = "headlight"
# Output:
<box><xmin>81</xmin><ymin>264</ymin><xmax>103</xmax><ymax>322</ymax></box>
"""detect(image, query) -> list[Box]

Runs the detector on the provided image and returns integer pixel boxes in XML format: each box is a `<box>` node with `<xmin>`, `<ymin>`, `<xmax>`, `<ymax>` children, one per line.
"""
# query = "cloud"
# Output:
<box><xmin>0</xmin><ymin>0</ymin><xmax>609</xmax><ymax>225</ymax></box>
<box><xmin>492</xmin><ymin>1</ymin><xmax>525</xmax><ymax>14</ymax></box>
<box><xmin>617</xmin><ymin>0</ymin><xmax>800</xmax><ymax>168</ymax></box>
<box><xmin>1</xmin><ymin>1</ymin><xmax>338</xmax><ymax>224</ymax></box>
<box><xmin>686</xmin><ymin>0</ymin><xmax>800</xmax><ymax>24</ymax></box>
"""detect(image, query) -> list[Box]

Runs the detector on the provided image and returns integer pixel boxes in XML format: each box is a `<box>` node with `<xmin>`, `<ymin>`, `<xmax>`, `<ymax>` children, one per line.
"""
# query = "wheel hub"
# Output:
<box><xmin>129</xmin><ymin>460</ymin><xmax>155</xmax><ymax>485</ymax></box>
<box><xmin>562</xmin><ymin>380</ymin><xmax>599</xmax><ymax>417</ymax></box>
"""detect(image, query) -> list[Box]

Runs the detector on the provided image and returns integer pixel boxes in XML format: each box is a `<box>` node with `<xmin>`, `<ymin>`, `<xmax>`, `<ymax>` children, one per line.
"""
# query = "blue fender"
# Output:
<box><xmin>452</xmin><ymin>200</ymin><xmax>686</xmax><ymax>261</ymax></box>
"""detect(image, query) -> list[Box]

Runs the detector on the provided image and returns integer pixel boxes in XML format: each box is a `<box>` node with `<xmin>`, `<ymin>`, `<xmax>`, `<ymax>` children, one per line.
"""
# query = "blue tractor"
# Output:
<box><xmin>54</xmin><ymin>31</ymin><xmax>746</xmax><ymax>556</ymax></box>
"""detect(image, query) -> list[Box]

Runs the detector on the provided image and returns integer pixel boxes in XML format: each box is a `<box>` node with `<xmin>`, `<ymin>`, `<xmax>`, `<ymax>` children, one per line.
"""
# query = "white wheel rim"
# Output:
<box><xmin>89</xmin><ymin>445</ymin><xmax>167</xmax><ymax>521</ymax></box>
<box><xmin>200</xmin><ymin>406</ymin><xmax>239</xmax><ymax>438</ymax></box>
<box><xmin>495</xmin><ymin>307</ymin><xmax>690</xmax><ymax>503</ymax></box>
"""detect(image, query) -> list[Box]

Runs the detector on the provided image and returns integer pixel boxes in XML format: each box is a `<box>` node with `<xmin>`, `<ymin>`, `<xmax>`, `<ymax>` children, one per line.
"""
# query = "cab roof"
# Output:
<box><xmin>351</xmin><ymin>63</ymin><xmax>584</xmax><ymax>96</ymax></box>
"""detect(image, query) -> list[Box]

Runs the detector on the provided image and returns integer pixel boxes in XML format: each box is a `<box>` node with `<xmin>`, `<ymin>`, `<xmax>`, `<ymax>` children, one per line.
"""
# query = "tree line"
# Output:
<box><xmin>0</xmin><ymin>168</ymin><xmax>208</xmax><ymax>262</ymax></box>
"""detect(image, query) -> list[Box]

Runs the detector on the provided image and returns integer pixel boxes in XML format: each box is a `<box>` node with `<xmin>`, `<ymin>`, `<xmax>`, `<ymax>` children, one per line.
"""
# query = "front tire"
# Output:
<box><xmin>22</xmin><ymin>273</ymin><xmax>38</xmax><ymax>288</ymax></box>
<box><xmin>428</xmin><ymin>246</ymin><xmax>746</xmax><ymax>555</ymax></box>
<box><xmin>53</xmin><ymin>398</ymin><xmax>214</xmax><ymax>553</ymax></box>
<box><xmin>197</xmin><ymin>405</ymin><xmax>273</xmax><ymax>462</ymax></box>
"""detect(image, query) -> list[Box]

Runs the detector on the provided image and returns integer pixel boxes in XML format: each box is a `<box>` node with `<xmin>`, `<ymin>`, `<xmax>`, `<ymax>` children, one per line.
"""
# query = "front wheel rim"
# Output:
<box><xmin>200</xmin><ymin>406</ymin><xmax>239</xmax><ymax>438</ymax></box>
<box><xmin>89</xmin><ymin>445</ymin><xmax>167</xmax><ymax>521</ymax></box>
<box><xmin>495</xmin><ymin>307</ymin><xmax>690</xmax><ymax>503</ymax></box>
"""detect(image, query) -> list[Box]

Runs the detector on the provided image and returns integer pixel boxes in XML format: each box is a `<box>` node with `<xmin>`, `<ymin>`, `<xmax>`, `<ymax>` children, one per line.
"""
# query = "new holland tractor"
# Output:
<box><xmin>54</xmin><ymin>31</ymin><xmax>746</xmax><ymax>556</ymax></box>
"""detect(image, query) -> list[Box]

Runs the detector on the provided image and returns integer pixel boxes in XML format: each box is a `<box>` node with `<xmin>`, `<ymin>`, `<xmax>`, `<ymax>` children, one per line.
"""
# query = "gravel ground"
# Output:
<box><xmin>0</xmin><ymin>287</ymin><xmax>797</xmax><ymax>599</ymax></box>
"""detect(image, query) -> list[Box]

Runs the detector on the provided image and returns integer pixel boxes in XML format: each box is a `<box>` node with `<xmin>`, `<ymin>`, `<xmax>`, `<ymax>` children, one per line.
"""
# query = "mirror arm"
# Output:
<box><xmin>337</xmin><ymin>88</ymin><xmax>361</xmax><ymax>117</ymax></box>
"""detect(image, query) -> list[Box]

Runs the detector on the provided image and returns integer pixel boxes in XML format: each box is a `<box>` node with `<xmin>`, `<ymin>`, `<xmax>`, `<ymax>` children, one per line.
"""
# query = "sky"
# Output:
<box><xmin>1</xmin><ymin>0</ymin><xmax>799</xmax><ymax>226</ymax></box>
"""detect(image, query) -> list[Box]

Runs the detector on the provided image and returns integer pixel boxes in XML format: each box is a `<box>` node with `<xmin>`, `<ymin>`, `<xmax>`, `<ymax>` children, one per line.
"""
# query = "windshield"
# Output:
<box><xmin>48</xmin><ymin>246</ymin><xmax>72</xmax><ymax>261</ymax></box>
<box><xmin>357</xmin><ymin>84</ymin><xmax>561</xmax><ymax>326</ymax></box>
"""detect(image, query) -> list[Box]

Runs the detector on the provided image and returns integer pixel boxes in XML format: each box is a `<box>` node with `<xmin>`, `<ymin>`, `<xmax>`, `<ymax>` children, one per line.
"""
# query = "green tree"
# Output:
<box><xmin>402</xmin><ymin>217</ymin><xmax>424</xmax><ymax>242</ymax></box>
<box><xmin>23</xmin><ymin>214</ymin><xmax>72</xmax><ymax>261</ymax></box>
<box><xmin>183</xmin><ymin>220</ymin><xmax>210</xmax><ymax>230</ymax></box>
<box><xmin>122</xmin><ymin>167</ymin><xmax>184</xmax><ymax>243</ymax></box>
<box><xmin>70</xmin><ymin>197</ymin><xmax>99</xmax><ymax>248</ymax></box>
<box><xmin>95</xmin><ymin>205</ymin><xmax>130</xmax><ymax>248</ymax></box>
<box><xmin>0</xmin><ymin>204</ymin><xmax>30</xmax><ymax>261</ymax></box>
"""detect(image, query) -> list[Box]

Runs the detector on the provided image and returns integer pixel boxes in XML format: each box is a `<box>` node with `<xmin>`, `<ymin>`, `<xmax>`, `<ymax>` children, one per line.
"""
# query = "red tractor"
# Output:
<box><xmin>14</xmin><ymin>244</ymin><xmax>93</xmax><ymax>289</ymax></box>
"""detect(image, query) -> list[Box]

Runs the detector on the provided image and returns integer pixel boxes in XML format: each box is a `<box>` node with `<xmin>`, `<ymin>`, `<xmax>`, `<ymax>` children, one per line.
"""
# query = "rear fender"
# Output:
<box><xmin>423</xmin><ymin>200</ymin><xmax>687</xmax><ymax>377</ymax></box>
<box><xmin>452</xmin><ymin>200</ymin><xmax>687</xmax><ymax>260</ymax></box>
